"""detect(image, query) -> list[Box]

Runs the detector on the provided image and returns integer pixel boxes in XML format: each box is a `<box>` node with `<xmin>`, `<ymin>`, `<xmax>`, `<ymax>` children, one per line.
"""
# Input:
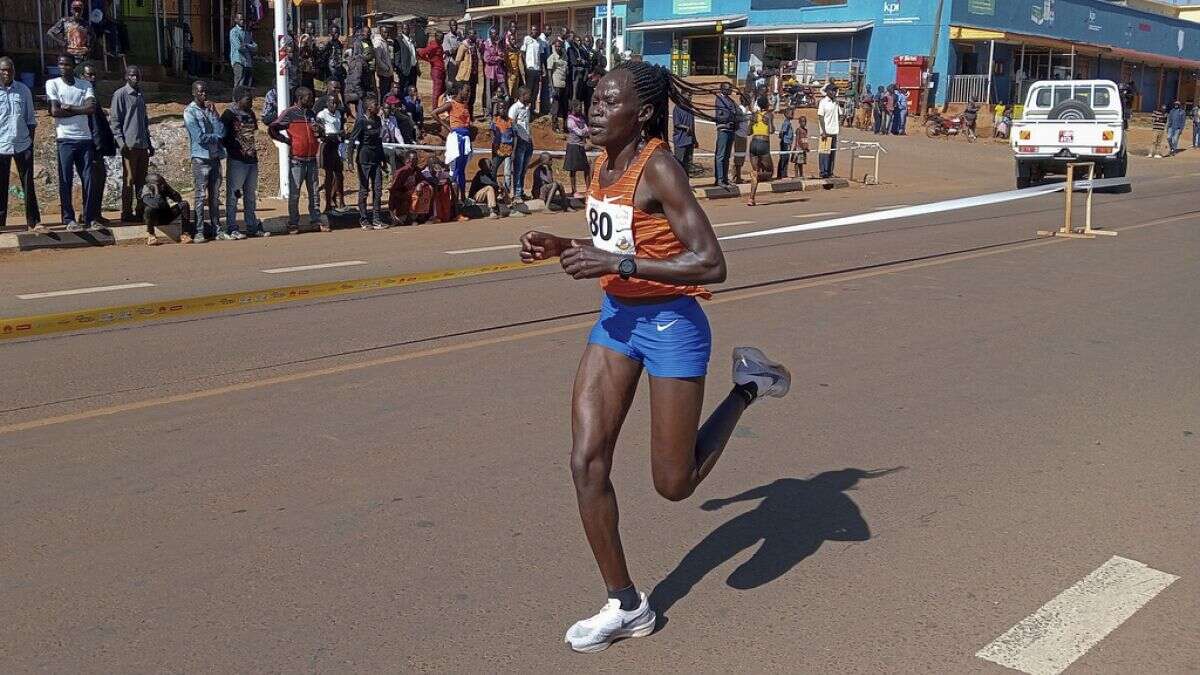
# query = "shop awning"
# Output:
<box><xmin>625</xmin><ymin>14</ymin><xmax>748</xmax><ymax>33</ymax></box>
<box><xmin>463</xmin><ymin>0</ymin><xmax>608</xmax><ymax>21</ymax></box>
<box><xmin>724</xmin><ymin>21</ymin><xmax>873</xmax><ymax>36</ymax></box>
<box><xmin>950</xmin><ymin>24</ymin><xmax>1200</xmax><ymax>70</ymax></box>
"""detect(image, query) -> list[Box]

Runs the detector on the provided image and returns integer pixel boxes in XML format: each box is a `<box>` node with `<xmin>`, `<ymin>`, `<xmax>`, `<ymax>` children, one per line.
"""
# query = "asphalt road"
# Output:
<box><xmin>1</xmin><ymin>154</ymin><xmax>1197</xmax><ymax>672</ymax></box>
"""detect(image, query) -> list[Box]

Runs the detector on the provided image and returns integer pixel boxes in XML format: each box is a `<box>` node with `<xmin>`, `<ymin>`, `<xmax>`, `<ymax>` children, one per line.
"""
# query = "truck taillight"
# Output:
<box><xmin>1019</xmin><ymin>130</ymin><xmax>1032</xmax><ymax>140</ymax></box>
<box><xmin>1102</xmin><ymin>130</ymin><xmax>1115</xmax><ymax>141</ymax></box>
<box><xmin>1093</xmin><ymin>146</ymin><xmax>1114</xmax><ymax>154</ymax></box>
<box><xmin>1018</xmin><ymin>145</ymin><xmax>1036</xmax><ymax>153</ymax></box>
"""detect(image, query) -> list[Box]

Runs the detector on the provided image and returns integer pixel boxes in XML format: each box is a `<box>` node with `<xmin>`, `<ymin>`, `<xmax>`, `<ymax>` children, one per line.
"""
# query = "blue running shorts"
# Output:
<box><xmin>588</xmin><ymin>294</ymin><xmax>712</xmax><ymax>378</ymax></box>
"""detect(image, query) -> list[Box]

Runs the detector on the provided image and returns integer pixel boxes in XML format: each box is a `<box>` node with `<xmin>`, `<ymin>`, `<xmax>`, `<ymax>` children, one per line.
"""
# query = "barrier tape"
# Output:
<box><xmin>0</xmin><ymin>260</ymin><xmax>552</xmax><ymax>340</ymax></box>
<box><xmin>720</xmin><ymin>178</ymin><xmax>1131</xmax><ymax>242</ymax></box>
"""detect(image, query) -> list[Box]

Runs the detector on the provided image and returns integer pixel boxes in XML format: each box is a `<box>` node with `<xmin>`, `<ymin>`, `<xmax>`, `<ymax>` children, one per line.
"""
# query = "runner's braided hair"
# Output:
<box><xmin>612</xmin><ymin>60</ymin><xmax>745</xmax><ymax>148</ymax></box>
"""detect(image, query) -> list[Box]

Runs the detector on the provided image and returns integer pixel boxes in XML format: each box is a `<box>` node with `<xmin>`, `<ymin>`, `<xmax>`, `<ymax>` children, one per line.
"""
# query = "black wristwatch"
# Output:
<box><xmin>617</xmin><ymin>256</ymin><xmax>637</xmax><ymax>280</ymax></box>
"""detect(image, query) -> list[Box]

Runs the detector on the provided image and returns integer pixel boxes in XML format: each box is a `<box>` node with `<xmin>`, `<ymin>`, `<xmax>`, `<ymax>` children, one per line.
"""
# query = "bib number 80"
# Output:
<box><xmin>588</xmin><ymin>207</ymin><xmax>613</xmax><ymax>242</ymax></box>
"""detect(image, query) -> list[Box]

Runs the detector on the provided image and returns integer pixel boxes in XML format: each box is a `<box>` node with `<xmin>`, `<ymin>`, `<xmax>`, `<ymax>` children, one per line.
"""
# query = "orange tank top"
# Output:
<box><xmin>448</xmin><ymin>100</ymin><xmax>471</xmax><ymax>129</ymax></box>
<box><xmin>586</xmin><ymin>138</ymin><xmax>711</xmax><ymax>300</ymax></box>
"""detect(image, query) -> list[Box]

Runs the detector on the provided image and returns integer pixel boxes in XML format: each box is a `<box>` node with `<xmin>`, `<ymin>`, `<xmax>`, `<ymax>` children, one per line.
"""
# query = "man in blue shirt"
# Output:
<box><xmin>672</xmin><ymin>92</ymin><xmax>695</xmax><ymax>173</ymax></box>
<box><xmin>229</xmin><ymin>13</ymin><xmax>256</xmax><ymax>88</ymax></box>
<box><xmin>1166</xmin><ymin>100</ymin><xmax>1186</xmax><ymax>156</ymax></box>
<box><xmin>183</xmin><ymin>80</ymin><xmax>226</xmax><ymax>243</ymax></box>
<box><xmin>0</xmin><ymin>57</ymin><xmax>43</xmax><ymax>232</ymax></box>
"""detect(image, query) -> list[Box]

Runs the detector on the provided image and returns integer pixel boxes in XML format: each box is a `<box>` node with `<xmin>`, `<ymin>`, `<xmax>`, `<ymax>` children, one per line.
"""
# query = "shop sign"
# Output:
<box><xmin>673</xmin><ymin>0</ymin><xmax>711</xmax><ymax>15</ymax></box>
<box><xmin>967</xmin><ymin>0</ymin><xmax>994</xmax><ymax>16</ymax></box>
<box><xmin>882</xmin><ymin>1</ymin><xmax>918</xmax><ymax>25</ymax></box>
<box><xmin>1031</xmin><ymin>0</ymin><xmax>1055</xmax><ymax>27</ymax></box>
<box><xmin>1087</xmin><ymin>11</ymin><xmax>1101</xmax><ymax>33</ymax></box>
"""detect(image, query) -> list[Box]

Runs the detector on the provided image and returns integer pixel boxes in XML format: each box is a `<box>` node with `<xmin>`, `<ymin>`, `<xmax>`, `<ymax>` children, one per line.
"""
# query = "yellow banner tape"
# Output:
<box><xmin>1</xmin><ymin>260</ymin><xmax>549</xmax><ymax>340</ymax></box>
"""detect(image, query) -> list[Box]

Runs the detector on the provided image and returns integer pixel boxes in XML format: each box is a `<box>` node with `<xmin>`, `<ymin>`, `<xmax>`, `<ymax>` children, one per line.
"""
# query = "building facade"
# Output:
<box><xmin>629</xmin><ymin>0</ymin><xmax>1200</xmax><ymax>111</ymax></box>
<box><xmin>463</xmin><ymin>0</ymin><xmax>628</xmax><ymax>48</ymax></box>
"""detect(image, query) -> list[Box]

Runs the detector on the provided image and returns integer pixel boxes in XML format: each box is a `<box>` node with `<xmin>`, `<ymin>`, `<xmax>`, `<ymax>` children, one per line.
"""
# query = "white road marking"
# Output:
<box><xmin>793</xmin><ymin>211</ymin><xmax>841</xmax><ymax>219</ymax></box>
<box><xmin>261</xmin><ymin>261</ymin><xmax>368</xmax><ymax>274</ymax></box>
<box><xmin>17</xmin><ymin>282</ymin><xmax>156</xmax><ymax>300</ymax></box>
<box><xmin>975</xmin><ymin>555</ymin><xmax>1179</xmax><ymax>675</ymax></box>
<box><xmin>874</xmin><ymin>204</ymin><xmax>912</xmax><ymax>209</ymax></box>
<box><xmin>712</xmin><ymin>220</ymin><xmax>756</xmax><ymax>228</ymax></box>
<box><xmin>445</xmin><ymin>244</ymin><xmax>522</xmax><ymax>255</ymax></box>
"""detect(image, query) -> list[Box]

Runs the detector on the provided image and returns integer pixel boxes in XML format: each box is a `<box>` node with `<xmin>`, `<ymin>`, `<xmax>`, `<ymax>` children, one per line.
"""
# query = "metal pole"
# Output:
<box><xmin>605</xmin><ymin>0</ymin><xmax>613</xmax><ymax>69</ymax></box>
<box><xmin>219</xmin><ymin>0</ymin><xmax>225</xmax><ymax>77</ymax></box>
<box><xmin>986</xmin><ymin>39</ymin><xmax>995</xmax><ymax>105</ymax></box>
<box><xmin>319</xmin><ymin>1</ymin><xmax>325</xmax><ymax>36</ymax></box>
<box><xmin>37</xmin><ymin>0</ymin><xmax>46</xmax><ymax>73</ymax></box>
<box><xmin>275</xmin><ymin>0</ymin><xmax>290</xmax><ymax>198</ymax></box>
<box><xmin>342</xmin><ymin>0</ymin><xmax>348</xmax><ymax>33</ymax></box>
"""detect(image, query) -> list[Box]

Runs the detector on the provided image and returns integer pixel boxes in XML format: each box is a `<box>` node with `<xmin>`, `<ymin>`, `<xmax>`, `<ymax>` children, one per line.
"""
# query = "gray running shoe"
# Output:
<box><xmin>216</xmin><ymin>232</ymin><xmax>235</xmax><ymax>241</ymax></box>
<box><xmin>732</xmin><ymin>347</ymin><xmax>791</xmax><ymax>399</ymax></box>
<box><xmin>564</xmin><ymin>593</ymin><xmax>656</xmax><ymax>653</ymax></box>
<box><xmin>231</xmin><ymin>231</ymin><xmax>248</xmax><ymax>240</ymax></box>
<box><xmin>65</xmin><ymin>221</ymin><xmax>84</xmax><ymax>232</ymax></box>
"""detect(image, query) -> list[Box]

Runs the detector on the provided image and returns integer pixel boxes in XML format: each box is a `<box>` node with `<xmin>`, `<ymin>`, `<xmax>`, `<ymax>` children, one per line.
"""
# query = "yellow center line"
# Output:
<box><xmin>0</xmin><ymin>260</ymin><xmax>554</xmax><ymax>340</ymax></box>
<box><xmin>0</xmin><ymin>213</ymin><xmax>1190</xmax><ymax>436</ymax></box>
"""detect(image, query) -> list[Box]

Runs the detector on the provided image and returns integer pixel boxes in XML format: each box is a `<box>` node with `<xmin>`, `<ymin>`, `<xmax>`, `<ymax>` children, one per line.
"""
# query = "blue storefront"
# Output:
<box><xmin>627</xmin><ymin>0</ymin><xmax>1200</xmax><ymax>110</ymax></box>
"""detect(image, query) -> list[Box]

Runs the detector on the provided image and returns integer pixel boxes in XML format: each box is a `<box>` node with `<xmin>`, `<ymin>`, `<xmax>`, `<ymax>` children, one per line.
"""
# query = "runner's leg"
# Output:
<box><xmin>570</xmin><ymin>344</ymin><xmax>644</xmax><ymax>592</ymax></box>
<box><xmin>647</xmin><ymin>376</ymin><xmax>748</xmax><ymax>501</ymax></box>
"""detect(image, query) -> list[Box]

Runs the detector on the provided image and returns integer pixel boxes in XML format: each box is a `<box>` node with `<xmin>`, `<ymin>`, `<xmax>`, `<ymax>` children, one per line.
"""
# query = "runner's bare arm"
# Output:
<box><xmin>519</xmin><ymin>231</ymin><xmax>588</xmax><ymax>262</ymax></box>
<box><xmin>559</xmin><ymin>150</ymin><xmax>726</xmax><ymax>284</ymax></box>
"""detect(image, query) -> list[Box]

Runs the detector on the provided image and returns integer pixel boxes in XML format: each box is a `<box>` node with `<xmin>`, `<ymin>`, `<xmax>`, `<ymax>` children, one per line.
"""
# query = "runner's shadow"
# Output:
<box><xmin>649</xmin><ymin>467</ymin><xmax>903</xmax><ymax>618</ymax></box>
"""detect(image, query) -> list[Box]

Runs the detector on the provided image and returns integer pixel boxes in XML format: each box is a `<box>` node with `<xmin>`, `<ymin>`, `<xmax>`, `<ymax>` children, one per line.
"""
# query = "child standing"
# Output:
<box><xmin>564</xmin><ymin>100</ymin><xmax>590</xmax><ymax>198</ymax></box>
<box><xmin>490</xmin><ymin>101</ymin><xmax>514</xmax><ymax>196</ymax></box>
<box><xmin>794</xmin><ymin>115</ymin><xmax>810</xmax><ymax>178</ymax></box>
<box><xmin>777</xmin><ymin>107</ymin><xmax>795</xmax><ymax>179</ymax></box>
<box><xmin>346</xmin><ymin>93</ymin><xmax>387</xmax><ymax>229</ymax></box>
<box><xmin>317</xmin><ymin>95</ymin><xmax>346</xmax><ymax>213</ymax></box>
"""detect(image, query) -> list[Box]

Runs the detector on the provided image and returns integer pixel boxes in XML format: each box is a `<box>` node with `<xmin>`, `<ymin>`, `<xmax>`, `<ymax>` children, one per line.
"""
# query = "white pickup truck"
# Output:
<box><xmin>1011</xmin><ymin>79</ymin><xmax>1127</xmax><ymax>189</ymax></box>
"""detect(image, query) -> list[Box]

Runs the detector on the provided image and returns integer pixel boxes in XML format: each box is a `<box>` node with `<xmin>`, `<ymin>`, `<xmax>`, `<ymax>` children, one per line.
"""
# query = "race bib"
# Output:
<box><xmin>586</xmin><ymin>196</ymin><xmax>636</xmax><ymax>255</ymax></box>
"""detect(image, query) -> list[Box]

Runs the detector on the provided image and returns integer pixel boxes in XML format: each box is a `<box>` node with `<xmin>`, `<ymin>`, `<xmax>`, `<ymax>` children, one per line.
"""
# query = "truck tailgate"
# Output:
<box><xmin>1013</xmin><ymin>121</ymin><xmax>1122</xmax><ymax>157</ymax></box>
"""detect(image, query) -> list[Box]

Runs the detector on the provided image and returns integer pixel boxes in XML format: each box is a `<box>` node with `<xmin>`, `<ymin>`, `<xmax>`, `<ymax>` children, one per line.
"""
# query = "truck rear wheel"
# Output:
<box><xmin>1016</xmin><ymin>161</ymin><xmax>1032</xmax><ymax>189</ymax></box>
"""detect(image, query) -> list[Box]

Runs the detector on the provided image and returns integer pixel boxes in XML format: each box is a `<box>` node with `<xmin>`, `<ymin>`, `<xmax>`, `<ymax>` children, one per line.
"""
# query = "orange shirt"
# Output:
<box><xmin>586</xmin><ymin>138</ymin><xmax>711</xmax><ymax>300</ymax></box>
<box><xmin>448</xmin><ymin>100</ymin><xmax>471</xmax><ymax>129</ymax></box>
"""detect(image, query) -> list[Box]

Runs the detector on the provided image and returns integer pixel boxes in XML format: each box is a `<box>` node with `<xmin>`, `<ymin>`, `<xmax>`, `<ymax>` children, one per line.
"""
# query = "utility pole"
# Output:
<box><xmin>275</xmin><ymin>0</ymin><xmax>290</xmax><ymax>198</ymax></box>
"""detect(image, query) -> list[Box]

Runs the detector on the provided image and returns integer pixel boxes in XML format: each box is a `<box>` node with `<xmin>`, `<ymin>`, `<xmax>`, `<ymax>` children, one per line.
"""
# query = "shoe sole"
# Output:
<box><xmin>566</xmin><ymin>611</ymin><xmax>657</xmax><ymax>654</ymax></box>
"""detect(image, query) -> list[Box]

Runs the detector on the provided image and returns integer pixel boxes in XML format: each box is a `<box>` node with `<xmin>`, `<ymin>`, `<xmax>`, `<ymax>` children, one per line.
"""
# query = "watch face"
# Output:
<box><xmin>618</xmin><ymin>257</ymin><xmax>636</xmax><ymax>277</ymax></box>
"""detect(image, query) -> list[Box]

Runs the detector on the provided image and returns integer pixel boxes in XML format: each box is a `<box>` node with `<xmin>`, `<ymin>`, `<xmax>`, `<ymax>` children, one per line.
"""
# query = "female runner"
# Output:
<box><xmin>519</xmin><ymin>61</ymin><xmax>792</xmax><ymax>653</ymax></box>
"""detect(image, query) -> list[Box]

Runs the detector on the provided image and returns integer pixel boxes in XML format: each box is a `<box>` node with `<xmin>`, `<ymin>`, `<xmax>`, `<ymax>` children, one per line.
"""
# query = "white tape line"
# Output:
<box><xmin>976</xmin><ymin>556</ymin><xmax>1178</xmax><ymax>675</ymax></box>
<box><xmin>873</xmin><ymin>204</ymin><xmax>911</xmax><ymax>210</ymax></box>
<box><xmin>17</xmin><ymin>282</ymin><xmax>156</xmax><ymax>300</ymax></box>
<box><xmin>262</xmin><ymin>261</ymin><xmax>368</xmax><ymax>274</ymax></box>
<box><xmin>445</xmin><ymin>244</ymin><xmax>521</xmax><ymax>255</ymax></box>
<box><xmin>718</xmin><ymin>181</ymin><xmax>1117</xmax><ymax>242</ymax></box>
<box><xmin>793</xmin><ymin>211</ymin><xmax>841</xmax><ymax>219</ymax></box>
<box><xmin>713</xmin><ymin>220</ymin><xmax>756</xmax><ymax>228</ymax></box>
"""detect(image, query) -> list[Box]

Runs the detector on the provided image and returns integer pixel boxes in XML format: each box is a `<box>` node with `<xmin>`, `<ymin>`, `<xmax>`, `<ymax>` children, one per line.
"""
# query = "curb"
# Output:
<box><xmin>1</xmin><ymin>177</ymin><xmax>850</xmax><ymax>252</ymax></box>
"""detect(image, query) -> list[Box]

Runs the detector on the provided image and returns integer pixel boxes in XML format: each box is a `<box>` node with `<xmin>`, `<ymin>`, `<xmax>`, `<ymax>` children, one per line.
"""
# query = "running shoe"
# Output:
<box><xmin>231</xmin><ymin>231</ymin><xmax>248</xmax><ymax>240</ymax></box>
<box><xmin>216</xmin><ymin>232</ymin><xmax>235</xmax><ymax>241</ymax></box>
<box><xmin>65</xmin><ymin>221</ymin><xmax>83</xmax><ymax>232</ymax></box>
<box><xmin>564</xmin><ymin>593</ymin><xmax>656</xmax><ymax>653</ymax></box>
<box><xmin>732</xmin><ymin>347</ymin><xmax>791</xmax><ymax>399</ymax></box>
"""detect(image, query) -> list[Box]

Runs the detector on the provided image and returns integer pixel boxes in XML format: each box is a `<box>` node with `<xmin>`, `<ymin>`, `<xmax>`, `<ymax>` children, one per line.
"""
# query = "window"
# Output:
<box><xmin>1034</xmin><ymin>87</ymin><xmax>1052</xmax><ymax>107</ymax></box>
<box><xmin>1093</xmin><ymin>88</ymin><xmax>1111</xmax><ymax>107</ymax></box>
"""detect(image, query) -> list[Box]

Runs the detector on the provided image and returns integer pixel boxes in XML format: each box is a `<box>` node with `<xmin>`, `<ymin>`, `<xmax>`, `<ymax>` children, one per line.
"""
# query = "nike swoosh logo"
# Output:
<box><xmin>656</xmin><ymin>320</ymin><xmax>679</xmax><ymax>332</ymax></box>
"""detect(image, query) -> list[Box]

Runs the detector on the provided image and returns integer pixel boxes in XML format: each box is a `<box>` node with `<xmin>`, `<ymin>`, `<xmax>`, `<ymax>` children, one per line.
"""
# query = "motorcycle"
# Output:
<box><xmin>925</xmin><ymin>111</ymin><xmax>977</xmax><ymax>142</ymax></box>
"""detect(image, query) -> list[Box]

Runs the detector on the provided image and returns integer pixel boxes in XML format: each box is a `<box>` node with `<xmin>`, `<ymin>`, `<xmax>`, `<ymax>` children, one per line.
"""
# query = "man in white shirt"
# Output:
<box><xmin>816</xmin><ymin>83</ymin><xmax>841</xmax><ymax>179</ymax></box>
<box><xmin>45</xmin><ymin>54</ymin><xmax>99</xmax><ymax>231</ymax></box>
<box><xmin>522</xmin><ymin>26</ymin><xmax>543</xmax><ymax>116</ymax></box>
<box><xmin>508</xmin><ymin>87</ymin><xmax>533</xmax><ymax>201</ymax></box>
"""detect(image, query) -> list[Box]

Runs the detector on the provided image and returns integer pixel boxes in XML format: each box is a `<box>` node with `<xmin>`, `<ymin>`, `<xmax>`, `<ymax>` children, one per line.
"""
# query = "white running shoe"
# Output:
<box><xmin>564</xmin><ymin>593</ymin><xmax>656</xmax><ymax>653</ymax></box>
<box><xmin>732</xmin><ymin>347</ymin><xmax>791</xmax><ymax>399</ymax></box>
